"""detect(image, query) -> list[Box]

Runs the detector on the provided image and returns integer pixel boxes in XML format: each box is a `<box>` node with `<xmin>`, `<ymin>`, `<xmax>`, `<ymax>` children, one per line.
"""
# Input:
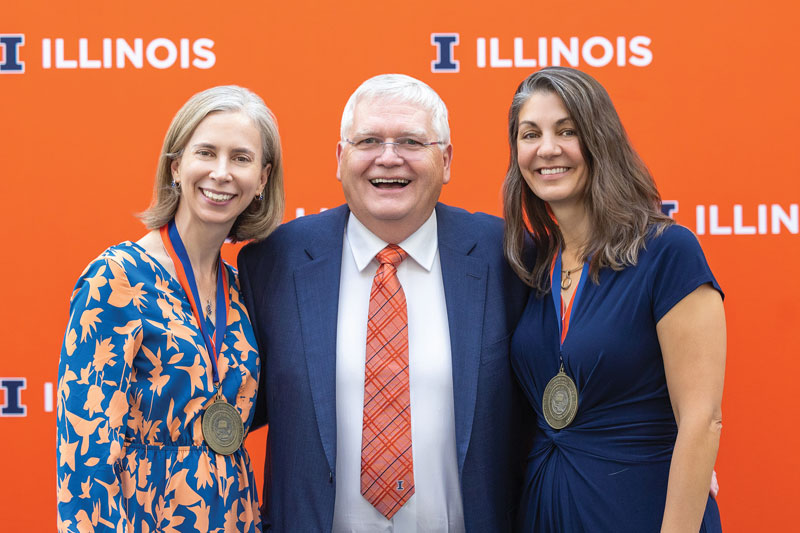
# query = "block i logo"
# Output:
<box><xmin>0</xmin><ymin>34</ymin><xmax>25</xmax><ymax>73</ymax></box>
<box><xmin>661</xmin><ymin>201</ymin><xmax>678</xmax><ymax>219</ymax></box>
<box><xmin>431</xmin><ymin>33</ymin><xmax>459</xmax><ymax>73</ymax></box>
<box><xmin>0</xmin><ymin>378</ymin><xmax>26</xmax><ymax>416</ymax></box>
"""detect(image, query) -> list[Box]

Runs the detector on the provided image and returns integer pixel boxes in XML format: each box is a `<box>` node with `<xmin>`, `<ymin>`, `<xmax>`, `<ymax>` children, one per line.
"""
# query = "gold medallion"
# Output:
<box><xmin>542</xmin><ymin>366</ymin><xmax>578</xmax><ymax>429</ymax></box>
<box><xmin>202</xmin><ymin>398</ymin><xmax>244</xmax><ymax>455</ymax></box>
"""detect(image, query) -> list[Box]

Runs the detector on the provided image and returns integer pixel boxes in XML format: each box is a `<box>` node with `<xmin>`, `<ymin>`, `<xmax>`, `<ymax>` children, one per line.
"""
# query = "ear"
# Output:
<box><xmin>260</xmin><ymin>163</ymin><xmax>272</xmax><ymax>191</ymax></box>
<box><xmin>170</xmin><ymin>158</ymin><xmax>181</xmax><ymax>182</ymax></box>
<box><xmin>335</xmin><ymin>141</ymin><xmax>344</xmax><ymax>182</ymax></box>
<box><xmin>441</xmin><ymin>143</ymin><xmax>453</xmax><ymax>185</ymax></box>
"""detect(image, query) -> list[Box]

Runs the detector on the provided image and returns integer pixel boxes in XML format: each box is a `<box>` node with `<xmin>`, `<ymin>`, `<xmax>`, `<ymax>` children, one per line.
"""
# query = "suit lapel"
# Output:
<box><xmin>436</xmin><ymin>204</ymin><xmax>488</xmax><ymax>474</ymax></box>
<box><xmin>293</xmin><ymin>205</ymin><xmax>349</xmax><ymax>473</ymax></box>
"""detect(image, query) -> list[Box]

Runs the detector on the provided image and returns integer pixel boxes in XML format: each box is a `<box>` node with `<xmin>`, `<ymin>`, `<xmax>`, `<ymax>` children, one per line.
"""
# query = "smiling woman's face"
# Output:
<box><xmin>516</xmin><ymin>91</ymin><xmax>587</xmax><ymax>211</ymax></box>
<box><xmin>171</xmin><ymin>111</ymin><xmax>269</xmax><ymax>232</ymax></box>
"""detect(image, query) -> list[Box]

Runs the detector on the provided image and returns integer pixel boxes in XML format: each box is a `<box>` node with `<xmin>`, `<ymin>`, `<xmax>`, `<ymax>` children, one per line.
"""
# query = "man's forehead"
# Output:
<box><xmin>351</xmin><ymin>96</ymin><xmax>434</xmax><ymax>132</ymax></box>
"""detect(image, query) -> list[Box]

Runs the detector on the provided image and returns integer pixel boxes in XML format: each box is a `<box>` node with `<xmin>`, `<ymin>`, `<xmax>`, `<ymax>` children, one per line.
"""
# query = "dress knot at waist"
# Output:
<box><xmin>530</xmin><ymin>422</ymin><xmax>676</xmax><ymax>464</ymax></box>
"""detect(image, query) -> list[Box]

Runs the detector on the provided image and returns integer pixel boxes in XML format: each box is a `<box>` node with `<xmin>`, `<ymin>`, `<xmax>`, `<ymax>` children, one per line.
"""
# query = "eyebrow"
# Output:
<box><xmin>352</xmin><ymin>128</ymin><xmax>429</xmax><ymax>138</ymax></box>
<box><xmin>191</xmin><ymin>142</ymin><xmax>256</xmax><ymax>156</ymax></box>
<box><xmin>519</xmin><ymin>117</ymin><xmax>574</xmax><ymax>128</ymax></box>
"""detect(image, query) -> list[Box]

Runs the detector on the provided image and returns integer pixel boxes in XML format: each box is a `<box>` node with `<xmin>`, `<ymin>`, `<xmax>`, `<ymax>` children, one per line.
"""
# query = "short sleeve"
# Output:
<box><xmin>648</xmin><ymin>225</ymin><xmax>723</xmax><ymax>323</ymax></box>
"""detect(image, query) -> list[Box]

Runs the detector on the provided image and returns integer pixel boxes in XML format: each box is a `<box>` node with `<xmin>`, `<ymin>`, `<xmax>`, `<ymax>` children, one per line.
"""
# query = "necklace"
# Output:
<box><xmin>205</xmin><ymin>263</ymin><xmax>219</xmax><ymax>318</ymax></box>
<box><xmin>561</xmin><ymin>264</ymin><xmax>584</xmax><ymax>290</ymax></box>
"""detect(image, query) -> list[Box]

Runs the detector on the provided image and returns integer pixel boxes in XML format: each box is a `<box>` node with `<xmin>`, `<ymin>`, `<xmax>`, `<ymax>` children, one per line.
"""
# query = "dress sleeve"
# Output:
<box><xmin>57</xmin><ymin>254</ymin><xmax>143</xmax><ymax>532</ymax></box>
<box><xmin>649</xmin><ymin>225</ymin><xmax>724</xmax><ymax>323</ymax></box>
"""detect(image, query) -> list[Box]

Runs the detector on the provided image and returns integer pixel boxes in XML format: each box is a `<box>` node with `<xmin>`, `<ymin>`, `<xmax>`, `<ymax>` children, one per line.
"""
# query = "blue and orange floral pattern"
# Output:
<box><xmin>57</xmin><ymin>241</ymin><xmax>262</xmax><ymax>532</ymax></box>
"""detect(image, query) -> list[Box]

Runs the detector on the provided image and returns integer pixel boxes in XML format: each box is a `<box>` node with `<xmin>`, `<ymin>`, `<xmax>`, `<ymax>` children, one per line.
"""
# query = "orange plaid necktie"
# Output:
<box><xmin>361</xmin><ymin>244</ymin><xmax>414</xmax><ymax>519</ymax></box>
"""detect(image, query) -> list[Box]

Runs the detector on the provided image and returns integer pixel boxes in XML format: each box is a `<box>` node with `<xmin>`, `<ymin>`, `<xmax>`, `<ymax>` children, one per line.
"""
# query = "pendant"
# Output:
<box><xmin>561</xmin><ymin>275</ymin><xmax>572</xmax><ymax>290</ymax></box>
<box><xmin>202</xmin><ymin>396</ymin><xmax>244</xmax><ymax>455</ymax></box>
<box><xmin>542</xmin><ymin>365</ymin><xmax>578</xmax><ymax>429</ymax></box>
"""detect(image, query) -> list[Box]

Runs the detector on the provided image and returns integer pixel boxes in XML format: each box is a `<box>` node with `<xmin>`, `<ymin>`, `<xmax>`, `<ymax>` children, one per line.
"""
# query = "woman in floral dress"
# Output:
<box><xmin>57</xmin><ymin>85</ymin><xmax>284</xmax><ymax>532</ymax></box>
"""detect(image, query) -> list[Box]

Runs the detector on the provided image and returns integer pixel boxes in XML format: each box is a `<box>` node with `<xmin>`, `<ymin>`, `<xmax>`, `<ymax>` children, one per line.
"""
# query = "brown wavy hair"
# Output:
<box><xmin>502</xmin><ymin>67</ymin><xmax>672</xmax><ymax>294</ymax></box>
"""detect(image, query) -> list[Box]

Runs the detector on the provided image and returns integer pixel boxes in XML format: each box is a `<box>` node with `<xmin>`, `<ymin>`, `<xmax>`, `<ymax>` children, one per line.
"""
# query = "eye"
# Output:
<box><xmin>196</xmin><ymin>149</ymin><xmax>214</xmax><ymax>157</ymax></box>
<box><xmin>355</xmin><ymin>137</ymin><xmax>381</xmax><ymax>147</ymax></box>
<box><xmin>397</xmin><ymin>138</ymin><xmax>424</xmax><ymax>148</ymax></box>
<box><xmin>560</xmin><ymin>129</ymin><xmax>577</xmax><ymax>137</ymax></box>
<box><xmin>519</xmin><ymin>130</ymin><xmax>540</xmax><ymax>140</ymax></box>
<box><xmin>233</xmin><ymin>154</ymin><xmax>253</xmax><ymax>164</ymax></box>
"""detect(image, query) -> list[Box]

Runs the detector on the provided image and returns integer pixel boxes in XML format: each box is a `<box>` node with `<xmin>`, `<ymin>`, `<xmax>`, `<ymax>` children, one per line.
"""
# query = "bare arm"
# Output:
<box><xmin>658</xmin><ymin>283</ymin><xmax>726</xmax><ymax>532</ymax></box>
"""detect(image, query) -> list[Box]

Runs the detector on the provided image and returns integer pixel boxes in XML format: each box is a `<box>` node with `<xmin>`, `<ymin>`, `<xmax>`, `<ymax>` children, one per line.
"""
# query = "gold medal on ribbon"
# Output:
<box><xmin>542</xmin><ymin>364</ymin><xmax>578</xmax><ymax>429</ymax></box>
<box><xmin>161</xmin><ymin>222</ymin><xmax>243</xmax><ymax>455</ymax></box>
<box><xmin>202</xmin><ymin>396</ymin><xmax>244</xmax><ymax>455</ymax></box>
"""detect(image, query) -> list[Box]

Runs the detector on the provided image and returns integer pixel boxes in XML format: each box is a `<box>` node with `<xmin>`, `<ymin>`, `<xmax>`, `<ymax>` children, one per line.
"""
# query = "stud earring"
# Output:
<box><xmin>257</xmin><ymin>191</ymin><xmax>264</xmax><ymax>201</ymax></box>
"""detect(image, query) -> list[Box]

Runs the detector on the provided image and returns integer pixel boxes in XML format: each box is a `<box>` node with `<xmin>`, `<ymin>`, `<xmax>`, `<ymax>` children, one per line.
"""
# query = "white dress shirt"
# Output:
<box><xmin>332</xmin><ymin>211</ymin><xmax>466</xmax><ymax>533</ymax></box>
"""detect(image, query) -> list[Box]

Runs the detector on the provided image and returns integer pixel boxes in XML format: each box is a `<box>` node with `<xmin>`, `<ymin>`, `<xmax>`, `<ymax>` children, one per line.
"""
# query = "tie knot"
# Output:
<box><xmin>375</xmin><ymin>244</ymin><xmax>407</xmax><ymax>268</ymax></box>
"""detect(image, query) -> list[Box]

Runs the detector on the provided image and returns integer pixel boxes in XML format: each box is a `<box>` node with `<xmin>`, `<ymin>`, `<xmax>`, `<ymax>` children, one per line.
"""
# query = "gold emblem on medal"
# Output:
<box><xmin>202</xmin><ymin>399</ymin><xmax>244</xmax><ymax>455</ymax></box>
<box><xmin>542</xmin><ymin>370</ymin><xmax>578</xmax><ymax>429</ymax></box>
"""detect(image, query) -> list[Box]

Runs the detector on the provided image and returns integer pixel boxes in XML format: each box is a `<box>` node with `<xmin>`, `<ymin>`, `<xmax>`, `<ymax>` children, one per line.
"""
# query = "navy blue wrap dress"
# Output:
<box><xmin>511</xmin><ymin>225</ymin><xmax>723</xmax><ymax>532</ymax></box>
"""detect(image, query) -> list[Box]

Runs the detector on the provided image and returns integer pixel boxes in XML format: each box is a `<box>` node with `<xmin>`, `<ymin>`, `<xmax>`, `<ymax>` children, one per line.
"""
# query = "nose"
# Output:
<box><xmin>373</xmin><ymin>142</ymin><xmax>404</xmax><ymax>165</ymax></box>
<box><xmin>210</xmin><ymin>157</ymin><xmax>232</xmax><ymax>180</ymax></box>
<box><xmin>538</xmin><ymin>134</ymin><xmax>562</xmax><ymax>158</ymax></box>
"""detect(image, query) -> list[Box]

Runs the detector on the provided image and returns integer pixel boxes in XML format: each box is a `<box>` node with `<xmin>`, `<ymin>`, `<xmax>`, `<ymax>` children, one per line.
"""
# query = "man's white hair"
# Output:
<box><xmin>340</xmin><ymin>73</ymin><xmax>450</xmax><ymax>144</ymax></box>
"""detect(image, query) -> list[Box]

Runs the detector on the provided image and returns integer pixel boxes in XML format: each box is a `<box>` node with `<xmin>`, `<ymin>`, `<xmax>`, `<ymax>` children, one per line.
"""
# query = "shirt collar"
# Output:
<box><xmin>346</xmin><ymin>210</ymin><xmax>438</xmax><ymax>273</ymax></box>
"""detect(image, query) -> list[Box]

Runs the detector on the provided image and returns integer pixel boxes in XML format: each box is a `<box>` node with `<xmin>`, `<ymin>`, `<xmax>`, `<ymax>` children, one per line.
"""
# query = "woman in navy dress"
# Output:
<box><xmin>502</xmin><ymin>67</ymin><xmax>725</xmax><ymax>532</ymax></box>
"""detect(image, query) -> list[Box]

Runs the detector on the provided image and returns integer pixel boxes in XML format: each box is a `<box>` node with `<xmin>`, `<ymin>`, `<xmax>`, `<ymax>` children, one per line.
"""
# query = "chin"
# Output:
<box><xmin>370</xmin><ymin>212</ymin><xmax>412</xmax><ymax>224</ymax></box>
<box><xmin>366</xmin><ymin>201</ymin><xmax>415</xmax><ymax>220</ymax></box>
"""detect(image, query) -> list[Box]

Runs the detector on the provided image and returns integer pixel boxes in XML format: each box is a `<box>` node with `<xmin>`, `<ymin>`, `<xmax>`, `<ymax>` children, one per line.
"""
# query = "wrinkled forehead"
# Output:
<box><xmin>350</xmin><ymin>95</ymin><xmax>435</xmax><ymax>137</ymax></box>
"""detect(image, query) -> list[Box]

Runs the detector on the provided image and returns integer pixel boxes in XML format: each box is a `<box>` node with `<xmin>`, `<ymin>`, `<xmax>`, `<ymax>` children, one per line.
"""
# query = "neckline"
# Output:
<box><xmin>550</xmin><ymin>251</ymin><xmax>590</xmax><ymax>346</ymax></box>
<box><xmin>122</xmin><ymin>240</ymin><xmax>231</xmax><ymax>310</ymax></box>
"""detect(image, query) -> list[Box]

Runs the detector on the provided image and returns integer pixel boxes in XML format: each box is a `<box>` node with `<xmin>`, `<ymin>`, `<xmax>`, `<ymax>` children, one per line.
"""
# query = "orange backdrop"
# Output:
<box><xmin>2</xmin><ymin>0</ymin><xmax>798</xmax><ymax>529</ymax></box>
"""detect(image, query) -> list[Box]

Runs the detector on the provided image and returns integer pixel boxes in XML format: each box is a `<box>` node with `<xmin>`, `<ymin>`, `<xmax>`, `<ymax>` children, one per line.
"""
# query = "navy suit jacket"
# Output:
<box><xmin>238</xmin><ymin>203</ymin><xmax>531</xmax><ymax>532</ymax></box>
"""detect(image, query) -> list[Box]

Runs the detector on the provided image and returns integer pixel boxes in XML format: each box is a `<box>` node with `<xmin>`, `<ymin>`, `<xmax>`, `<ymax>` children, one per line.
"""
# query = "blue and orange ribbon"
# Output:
<box><xmin>550</xmin><ymin>251</ymin><xmax>589</xmax><ymax>346</ymax></box>
<box><xmin>160</xmin><ymin>220</ymin><xmax>230</xmax><ymax>385</ymax></box>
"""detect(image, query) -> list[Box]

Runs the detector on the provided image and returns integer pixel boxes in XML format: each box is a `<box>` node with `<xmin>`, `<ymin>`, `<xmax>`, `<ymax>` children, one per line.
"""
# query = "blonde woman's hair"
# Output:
<box><xmin>139</xmin><ymin>85</ymin><xmax>284</xmax><ymax>242</ymax></box>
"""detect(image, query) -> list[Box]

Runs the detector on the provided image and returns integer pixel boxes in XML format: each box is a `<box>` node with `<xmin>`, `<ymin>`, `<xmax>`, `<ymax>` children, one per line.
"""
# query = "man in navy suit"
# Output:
<box><xmin>238</xmin><ymin>74</ymin><xmax>530</xmax><ymax>532</ymax></box>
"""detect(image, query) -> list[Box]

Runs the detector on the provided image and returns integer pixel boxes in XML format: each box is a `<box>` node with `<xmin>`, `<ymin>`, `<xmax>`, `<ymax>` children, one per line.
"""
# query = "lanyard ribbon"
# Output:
<box><xmin>550</xmin><ymin>252</ymin><xmax>589</xmax><ymax>345</ymax></box>
<box><xmin>160</xmin><ymin>220</ymin><xmax>230</xmax><ymax>385</ymax></box>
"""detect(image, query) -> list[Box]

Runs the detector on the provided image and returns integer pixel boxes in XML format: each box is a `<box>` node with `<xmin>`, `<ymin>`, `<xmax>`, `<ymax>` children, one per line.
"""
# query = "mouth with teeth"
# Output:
<box><xmin>201</xmin><ymin>188</ymin><xmax>236</xmax><ymax>202</ymax></box>
<box><xmin>538</xmin><ymin>167</ymin><xmax>570</xmax><ymax>175</ymax></box>
<box><xmin>369</xmin><ymin>178</ymin><xmax>410</xmax><ymax>189</ymax></box>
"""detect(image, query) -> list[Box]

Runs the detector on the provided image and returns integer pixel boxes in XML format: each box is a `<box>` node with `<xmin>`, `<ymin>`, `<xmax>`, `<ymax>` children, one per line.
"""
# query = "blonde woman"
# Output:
<box><xmin>57</xmin><ymin>85</ymin><xmax>283</xmax><ymax>532</ymax></box>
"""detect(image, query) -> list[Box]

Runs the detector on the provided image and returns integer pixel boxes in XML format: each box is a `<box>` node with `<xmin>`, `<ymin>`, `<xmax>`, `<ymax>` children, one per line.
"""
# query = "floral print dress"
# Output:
<box><xmin>57</xmin><ymin>241</ymin><xmax>262</xmax><ymax>532</ymax></box>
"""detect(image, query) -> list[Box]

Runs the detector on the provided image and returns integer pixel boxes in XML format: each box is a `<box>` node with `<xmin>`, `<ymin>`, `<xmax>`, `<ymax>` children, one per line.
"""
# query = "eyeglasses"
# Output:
<box><xmin>343</xmin><ymin>137</ymin><xmax>445</xmax><ymax>159</ymax></box>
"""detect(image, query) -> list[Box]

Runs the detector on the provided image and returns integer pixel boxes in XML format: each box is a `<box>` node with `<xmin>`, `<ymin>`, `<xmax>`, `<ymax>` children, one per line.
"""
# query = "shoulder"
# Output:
<box><xmin>635</xmin><ymin>224</ymin><xmax>711</xmax><ymax>277</ymax></box>
<box><xmin>643</xmin><ymin>223</ymin><xmax>706</xmax><ymax>260</ymax></box>
<box><xmin>642</xmin><ymin>224</ymin><xmax>722</xmax><ymax>318</ymax></box>
<box><xmin>651</xmin><ymin>223</ymin><xmax>701</xmax><ymax>248</ymax></box>
<box><xmin>76</xmin><ymin>241</ymin><xmax>152</xmax><ymax>280</ymax></box>
<box><xmin>69</xmin><ymin>241</ymin><xmax>157</xmax><ymax>306</ymax></box>
<box><xmin>238</xmin><ymin>204</ymin><xmax>348</xmax><ymax>269</ymax></box>
<box><xmin>278</xmin><ymin>205</ymin><xmax>348</xmax><ymax>236</ymax></box>
<box><xmin>436</xmin><ymin>203</ymin><xmax>504</xmax><ymax>243</ymax></box>
<box><xmin>436</xmin><ymin>202</ymin><xmax>523</xmax><ymax>275</ymax></box>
